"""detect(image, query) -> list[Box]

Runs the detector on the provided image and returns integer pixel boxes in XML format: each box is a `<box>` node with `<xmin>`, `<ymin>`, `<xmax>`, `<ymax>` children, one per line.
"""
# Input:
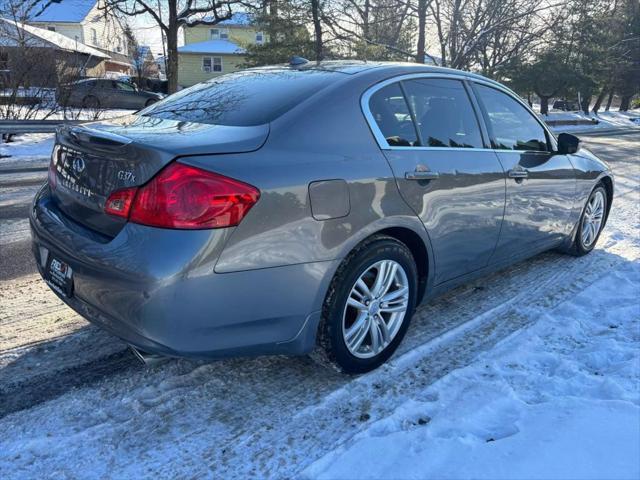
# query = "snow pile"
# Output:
<box><xmin>543</xmin><ymin>110</ymin><xmax>640</xmax><ymax>133</ymax></box>
<box><xmin>304</xmin><ymin>262</ymin><xmax>640</xmax><ymax>479</ymax></box>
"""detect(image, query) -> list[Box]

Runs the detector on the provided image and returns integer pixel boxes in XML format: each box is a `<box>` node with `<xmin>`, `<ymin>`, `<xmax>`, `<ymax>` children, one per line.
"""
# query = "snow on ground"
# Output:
<box><xmin>304</xmin><ymin>262</ymin><xmax>640</xmax><ymax>479</ymax></box>
<box><xmin>0</xmin><ymin>133</ymin><xmax>54</xmax><ymax>168</ymax></box>
<box><xmin>0</xmin><ymin>132</ymin><xmax>638</xmax><ymax>479</ymax></box>
<box><xmin>543</xmin><ymin>109</ymin><xmax>640</xmax><ymax>133</ymax></box>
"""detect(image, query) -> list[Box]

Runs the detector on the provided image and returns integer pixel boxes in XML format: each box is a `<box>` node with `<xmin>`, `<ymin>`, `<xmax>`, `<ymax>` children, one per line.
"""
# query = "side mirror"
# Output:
<box><xmin>557</xmin><ymin>132</ymin><xmax>580</xmax><ymax>154</ymax></box>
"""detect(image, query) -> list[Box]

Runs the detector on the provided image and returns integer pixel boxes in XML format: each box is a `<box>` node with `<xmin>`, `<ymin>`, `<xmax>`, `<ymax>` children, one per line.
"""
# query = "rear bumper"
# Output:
<box><xmin>30</xmin><ymin>185</ymin><xmax>336</xmax><ymax>358</ymax></box>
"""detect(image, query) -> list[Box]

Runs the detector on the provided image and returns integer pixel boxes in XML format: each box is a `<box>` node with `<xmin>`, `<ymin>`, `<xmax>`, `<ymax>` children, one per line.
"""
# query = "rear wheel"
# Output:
<box><xmin>313</xmin><ymin>235</ymin><xmax>418</xmax><ymax>374</ymax></box>
<box><xmin>82</xmin><ymin>95</ymin><xmax>100</xmax><ymax>109</ymax></box>
<box><xmin>145</xmin><ymin>98</ymin><xmax>158</xmax><ymax>107</ymax></box>
<box><xmin>567</xmin><ymin>184</ymin><xmax>608</xmax><ymax>256</ymax></box>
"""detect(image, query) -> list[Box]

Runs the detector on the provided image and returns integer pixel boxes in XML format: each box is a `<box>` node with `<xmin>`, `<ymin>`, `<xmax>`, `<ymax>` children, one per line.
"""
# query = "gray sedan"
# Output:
<box><xmin>32</xmin><ymin>61</ymin><xmax>613</xmax><ymax>373</ymax></box>
<box><xmin>57</xmin><ymin>78</ymin><xmax>163</xmax><ymax>110</ymax></box>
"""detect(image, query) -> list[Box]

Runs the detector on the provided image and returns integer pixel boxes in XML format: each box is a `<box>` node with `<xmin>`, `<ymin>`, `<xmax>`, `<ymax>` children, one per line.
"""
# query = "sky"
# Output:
<box><xmin>129</xmin><ymin>14</ymin><xmax>168</xmax><ymax>57</ymax></box>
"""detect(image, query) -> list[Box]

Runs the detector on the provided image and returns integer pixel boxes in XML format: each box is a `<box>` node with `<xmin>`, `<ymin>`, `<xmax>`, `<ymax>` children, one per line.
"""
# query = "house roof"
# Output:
<box><xmin>198</xmin><ymin>11</ymin><xmax>253</xmax><ymax>26</ymax></box>
<box><xmin>178</xmin><ymin>39</ymin><xmax>246</xmax><ymax>55</ymax></box>
<box><xmin>0</xmin><ymin>17</ymin><xmax>110</xmax><ymax>58</ymax></box>
<box><xmin>30</xmin><ymin>0</ymin><xmax>97</xmax><ymax>23</ymax></box>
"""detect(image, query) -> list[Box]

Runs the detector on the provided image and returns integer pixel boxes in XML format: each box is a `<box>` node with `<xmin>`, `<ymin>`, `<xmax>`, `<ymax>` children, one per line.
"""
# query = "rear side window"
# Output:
<box><xmin>475</xmin><ymin>84</ymin><xmax>548</xmax><ymax>151</ymax></box>
<box><xmin>141</xmin><ymin>69</ymin><xmax>343</xmax><ymax>126</ymax></box>
<box><xmin>402</xmin><ymin>78</ymin><xmax>483</xmax><ymax>148</ymax></box>
<box><xmin>368</xmin><ymin>83</ymin><xmax>417</xmax><ymax>146</ymax></box>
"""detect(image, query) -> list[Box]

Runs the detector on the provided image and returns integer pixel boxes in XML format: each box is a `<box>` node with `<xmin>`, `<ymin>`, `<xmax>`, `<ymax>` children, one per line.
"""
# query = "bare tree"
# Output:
<box><xmin>104</xmin><ymin>0</ymin><xmax>246</xmax><ymax>93</ymax></box>
<box><xmin>429</xmin><ymin>0</ymin><xmax>561</xmax><ymax>74</ymax></box>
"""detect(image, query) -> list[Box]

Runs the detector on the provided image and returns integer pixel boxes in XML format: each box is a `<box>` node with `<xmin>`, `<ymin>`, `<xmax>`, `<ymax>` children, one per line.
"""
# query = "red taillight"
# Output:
<box><xmin>104</xmin><ymin>163</ymin><xmax>260</xmax><ymax>229</ymax></box>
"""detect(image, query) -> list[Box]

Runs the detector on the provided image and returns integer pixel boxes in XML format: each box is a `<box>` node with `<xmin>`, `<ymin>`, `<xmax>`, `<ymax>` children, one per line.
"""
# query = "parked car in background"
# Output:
<box><xmin>552</xmin><ymin>99</ymin><xmax>577</xmax><ymax>111</ymax></box>
<box><xmin>57</xmin><ymin>78</ymin><xmax>164</xmax><ymax>110</ymax></box>
<box><xmin>33</xmin><ymin>61</ymin><xmax>613</xmax><ymax>373</ymax></box>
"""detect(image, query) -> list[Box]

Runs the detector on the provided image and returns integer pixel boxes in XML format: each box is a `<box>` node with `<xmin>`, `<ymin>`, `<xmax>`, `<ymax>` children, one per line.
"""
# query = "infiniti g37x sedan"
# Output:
<box><xmin>31</xmin><ymin>61</ymin><xmax>613</xmax><ymax>373</ymax></box>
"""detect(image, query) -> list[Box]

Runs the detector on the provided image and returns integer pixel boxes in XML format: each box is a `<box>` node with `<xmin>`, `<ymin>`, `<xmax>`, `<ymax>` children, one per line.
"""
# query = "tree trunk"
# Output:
<box><xmin>166</xmin><ymin>29</ymin><xmax>178</xmax><ymax>93</ymax></box>
<box><xmin>166</xmin><ymin>2</ymin><xmax>178</xmax><ymax>94</ymax></box>
<box><xmin>311</xmin><ymin>0</ymin><xmax>323</xmax><ymax>61</ymax></box>
<box><xmin>620</xmin><ymin>94</ymin><xmax>632</xmax><ymax>111</ymax></box>
<box><xmin>415</xmin><ymin>0</ymin><xmax>426</xmax><ymax>63</ymax></box>
<box><xmin>580</xmin><ymin>95</ymin><xmax>591</xmax><ymax>115</ymax></box>
<box><xmin>605</xmin><ymin>89</ymin><xmax>614</xmax><ymax>111</ymax></box>
<box><xmin>540</xmin><ymin>96</ymin><xmax>549</xmax><ymax>115</ymax></box>
<box><xmin>592</xmin><ymin>84</ymin><xmax>608</xmax><ymax>114</ymax></box>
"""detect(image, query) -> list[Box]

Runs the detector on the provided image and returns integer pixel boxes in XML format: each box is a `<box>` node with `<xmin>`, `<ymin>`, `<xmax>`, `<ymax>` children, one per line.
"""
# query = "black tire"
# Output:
<box><xmin>82</xmin><ymin>96</ymin><xmax>100</xmax><ymax>109</ymax></box>
<box><xmin>145</xmin><ymin>98</ymin><xmax>158</xmax><ymax>107</ymax></box>
<box><xmin>313</xmin><ymin>235</ymin><xmax>418</xmax><ymax>374</ymax></box>
<box><xmin>565</xmin><ymin>184</ymin><xmax>608</xmax><ymax>256</ymax></box>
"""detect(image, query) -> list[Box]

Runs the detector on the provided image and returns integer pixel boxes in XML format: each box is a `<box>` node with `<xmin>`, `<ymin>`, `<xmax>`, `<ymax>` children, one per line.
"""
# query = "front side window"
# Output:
<box><xmin>368</xmin><ymin>83</ymin><xmax>417</xmax><ymax>147</ymax></box>
<box><xmin>402</xmin><ymin>78</ymin><xmax>483</xmax><ymax>148</ymax></box>
<box><xmin>475</xmin><ymin>84</ymin><xmax>548</xmax><ymax>151</ymax></box>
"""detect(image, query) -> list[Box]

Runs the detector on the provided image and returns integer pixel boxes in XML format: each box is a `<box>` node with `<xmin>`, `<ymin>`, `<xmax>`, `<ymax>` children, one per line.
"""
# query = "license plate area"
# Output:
<box><xmin>46</xmin><ymin>255</ymin><xmax>74</xmax><ymax>298</ymax></box>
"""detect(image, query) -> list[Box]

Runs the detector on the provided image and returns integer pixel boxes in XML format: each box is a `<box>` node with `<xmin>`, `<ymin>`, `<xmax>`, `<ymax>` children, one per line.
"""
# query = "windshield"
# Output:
<box><xmin>140</xmin><ymin>69</ymin><xmax>344</xmax><ymax>126</ymax></box>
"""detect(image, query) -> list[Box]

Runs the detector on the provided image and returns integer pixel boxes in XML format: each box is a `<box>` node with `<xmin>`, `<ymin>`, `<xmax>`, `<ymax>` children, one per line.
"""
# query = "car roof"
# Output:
<box><xmin>262</xmin><ymin>60</ymin><xmax>504</xmax><ymax>88</ymax></box>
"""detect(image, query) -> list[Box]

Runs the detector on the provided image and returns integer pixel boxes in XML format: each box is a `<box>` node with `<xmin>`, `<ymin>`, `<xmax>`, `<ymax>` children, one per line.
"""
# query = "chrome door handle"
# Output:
<box><xmin>405</xmin><ymin>170</ymin><xmax>440</xmax><ymax>181</ymax></box>
<box><xmin>508</xmin><ymin>167</ymin><xmax>529</xmax><ymax>179</ymax></box>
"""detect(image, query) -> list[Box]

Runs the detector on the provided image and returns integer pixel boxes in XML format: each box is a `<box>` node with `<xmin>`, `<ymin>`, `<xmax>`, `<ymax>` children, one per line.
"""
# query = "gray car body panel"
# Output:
<box><xmin>31</xmin><ymin>62</ymin><xmax>613</xmax><ymax>359</ymax></box>
<box><xmin>60</xmin><ymin>79</ymin><xmax>163</xmax><ymax>109</ymax></box>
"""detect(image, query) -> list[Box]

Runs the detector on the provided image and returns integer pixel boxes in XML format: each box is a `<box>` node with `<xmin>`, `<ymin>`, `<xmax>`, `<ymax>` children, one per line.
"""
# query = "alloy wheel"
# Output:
<box><xmin>581</xmin><ymin>190</ymin><xmax>605</xmax><ymax>248</ymax></box>
<box><xmin>342</xmin><ymin>260</ymin><xmax>410</xmax><ymax>359</ymax></box>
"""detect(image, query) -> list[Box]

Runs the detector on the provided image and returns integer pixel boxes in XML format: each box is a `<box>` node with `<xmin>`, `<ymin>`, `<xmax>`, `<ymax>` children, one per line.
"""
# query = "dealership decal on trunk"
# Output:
<box><xmin>60</xmin><ymin>178</ymin><xmax>93</xmax><ymax>198</ymax></box>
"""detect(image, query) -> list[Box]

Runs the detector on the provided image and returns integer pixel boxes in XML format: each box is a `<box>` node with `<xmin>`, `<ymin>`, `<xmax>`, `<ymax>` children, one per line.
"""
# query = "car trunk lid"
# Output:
<box><xmin>51</xmin><ymin>114</ymin><xmax>269</xmax><ymax>237</ymax></box>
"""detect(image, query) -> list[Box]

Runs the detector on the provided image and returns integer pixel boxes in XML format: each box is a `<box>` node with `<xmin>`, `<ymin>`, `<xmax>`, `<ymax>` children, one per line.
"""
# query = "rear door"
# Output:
<box><xmin>365</xmin><ymin>75</ymin><xmax>506</xmax><ymax>284</ymax></box>
<box><xmin>471</xmin><ymin>83</ymin><xmax>576</xmax><ymax>262</ymax></box>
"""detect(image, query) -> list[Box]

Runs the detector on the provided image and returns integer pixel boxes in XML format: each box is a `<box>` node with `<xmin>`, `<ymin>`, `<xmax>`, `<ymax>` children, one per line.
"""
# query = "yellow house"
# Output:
<box><xmin>178</xmin><ymin>13</ymin><xmax>265</xmax><ymax>88</ymax></box>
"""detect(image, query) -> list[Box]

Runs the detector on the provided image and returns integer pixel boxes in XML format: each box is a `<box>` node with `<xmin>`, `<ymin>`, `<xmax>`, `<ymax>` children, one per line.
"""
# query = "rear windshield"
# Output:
<box><xmin>140</xmin><ymin>69</ymin><xmax>343</xmax><ymax>126</ymax></box>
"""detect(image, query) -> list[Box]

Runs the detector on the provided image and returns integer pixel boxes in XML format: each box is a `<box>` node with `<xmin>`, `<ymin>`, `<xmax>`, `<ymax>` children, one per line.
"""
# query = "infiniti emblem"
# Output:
<box><xmin>72</xmin><ymin>157</ymin><xmax>86</xmax><ymax>174</ymax></box>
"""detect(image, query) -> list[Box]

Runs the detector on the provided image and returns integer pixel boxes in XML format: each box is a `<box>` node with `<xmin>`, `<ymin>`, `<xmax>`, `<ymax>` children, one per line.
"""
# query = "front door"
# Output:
<box><xmin>472</xmin><ymin>84</ymin><xmax>577</xmax><ymax>263</ymax></box>
<box><xmin>366</xmin><ymin>77</ymin><xmax>505</xmax><ymax>284</ymax></box>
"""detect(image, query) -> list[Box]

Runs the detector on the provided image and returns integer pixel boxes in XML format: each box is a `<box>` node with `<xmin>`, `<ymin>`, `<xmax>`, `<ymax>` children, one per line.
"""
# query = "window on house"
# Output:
<box><xmin>116</xmin><ymin>37</ymin><xmax>122</xmax><ymax>52</ymax></box>
<box><xmin>202</xmin><ymin>57</ymin><xmax>222</xmax><ymax>73</ymax></box>
<box><xmin>47</xmin><ymin>26</ymin><xmax>56</xmax><ymax>32</ymax></box>
<box><xmin>255</xmin><ymin>32</ymin><xmax>264</xmax><ymax>44</ymax></box>
<box><xmin>91</xmin><ymin>28</ymin><xmax>98</xmax><ymax>46</ymax></box>
<box><xmin>210</xmin><ymin>28</ymin><xmax>229</xmax><ymax>40</ymax></box>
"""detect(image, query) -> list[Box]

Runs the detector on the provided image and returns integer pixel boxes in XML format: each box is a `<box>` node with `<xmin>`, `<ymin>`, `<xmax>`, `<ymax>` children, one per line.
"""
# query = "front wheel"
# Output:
<box><xmin>567</xmin><ymin>184</ymin><xmax>608</xmax><ymax>256</ymax></box>
<box><xmin>314</xmin><ymin>235</ymin><xmax>418</xmax><ymax>374</ymax></box>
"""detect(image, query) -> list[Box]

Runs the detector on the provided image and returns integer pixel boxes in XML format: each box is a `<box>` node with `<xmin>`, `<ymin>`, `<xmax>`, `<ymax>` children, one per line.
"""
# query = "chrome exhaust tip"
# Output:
<box><xmin>129</xmin><ymin>345</ymin><xmax>166</xmax><ymax>366</ymax></box>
